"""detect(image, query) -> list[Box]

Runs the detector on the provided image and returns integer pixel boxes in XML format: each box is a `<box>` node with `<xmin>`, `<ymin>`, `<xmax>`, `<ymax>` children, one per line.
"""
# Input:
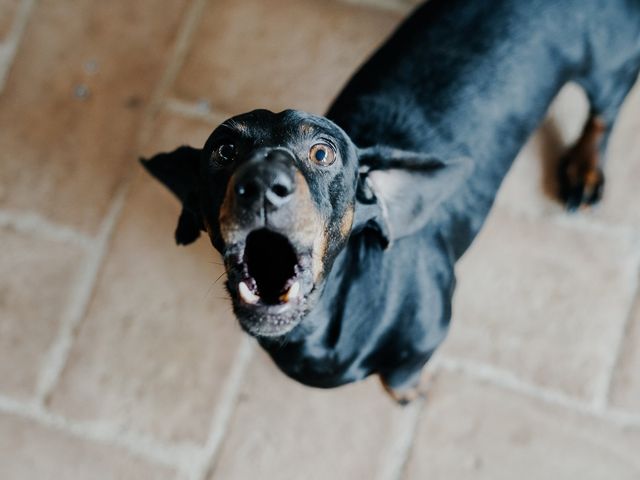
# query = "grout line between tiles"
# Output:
<box><xmin>163</xmin><ymin>97</ymin><xmax>233</xmax><ymax>124</ymax></box>
<box><xmin>34</xmin><ymin>183</ymin><xmax>130</xmax><ymax>404</ymax></box>
<box><xmin>376</xmin><ymin>396</ymin><xmax>424</xmax><ymax>480</ymax></box>
<box><xmin>594</xmin><ymin>245</ymin><xmax>640</xmax><ymax>410</ymax></box>
<box><xmin>434</xmin><ymin>356</ymin><xmax>640</xmax><ymax>429</ymax></box>
<box><xmin>0</xmin><ymin>0</ymin><xmax>36</xmax><ymax>91</ymax></box>
<box><xmin>190</xmin><ymin>337</ymin><xmax>255</xmax><ymax>480</ymax></box>
<box><xmin>0</xmin><ymin>209</ymin><xmax>92</xmax><ymax>248</ymax></box>
<box><xmin>136</xmin><ymin>0</ymin><xmax>209</xmax><ymax>151</ymax></box>
<box><xmin>0</xmin><ymin>394</ymin><xmax>201</xmax><ymax>472</ymax></box>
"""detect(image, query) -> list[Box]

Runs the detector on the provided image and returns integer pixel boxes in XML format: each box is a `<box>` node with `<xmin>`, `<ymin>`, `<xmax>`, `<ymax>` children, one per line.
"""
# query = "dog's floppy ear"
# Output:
<box><xmin>140</xmin><ymin>146</ymin><xmax>204</xmax><ymax>246</ymax></box>
<box><xmin>355</xmin><ymin>145</ymin><xmax>473</xmax><ymax>246</ymax></box>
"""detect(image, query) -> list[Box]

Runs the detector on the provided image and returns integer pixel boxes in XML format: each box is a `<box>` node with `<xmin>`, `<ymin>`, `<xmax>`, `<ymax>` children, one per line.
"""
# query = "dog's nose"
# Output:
<box><xmin>234</xmin><ymin>149</ymin><xmax>296</xmax><ymax>209</ymax></box>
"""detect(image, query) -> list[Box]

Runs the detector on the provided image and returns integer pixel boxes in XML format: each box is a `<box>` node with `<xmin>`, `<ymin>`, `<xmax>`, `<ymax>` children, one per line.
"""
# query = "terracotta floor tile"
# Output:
<box><xmin>48</xmin><ymin>111</ymin><xmax>243</xmax><ymax>445</ymax></box>
<box><xmin>0</xmin><ymin>0</ymin><xmax>20</xmax><ymax>41</ymax></box>
<box><xmin>0</xmin><ymin>226</ymin><xmax>83</xmax><ymax>399</ymax></box>
<box><xmin>2</xmin><ymin>0</ymin><xmax>639</xmax><ymax>472</ymax></box>
<box><xmin>441</xmin><ymin>208</ymin><xmax>638</xmax><ymax>400</ymax></box>
<box><xmin>209</xmin><ymin>350</ymin><xmax>406</xmax><ymax>480</ymax></box>
<box><xmin>48</xmin><ymin>173</ymin><xmax>243</xmax><ymax>445</ymax></box>
<box><xmin>405</xmin><ymin>372</ymin><xmax>640</xmax><ymax>480</ymax></box>
<box><xmin>0</xmin><ymin>0</ymin><xmax>189</xmax><ymax>234</ymax></box>
<box><xmin>0</xmin><ymin>413</ymin><xmax>177</xmax><ymax>479</ymax></box>
<box><xmin>610</xmin><ymin>295</ymin><xmax>640</xmax><ymax>413</ymax></box>
<box><xmin>172</xmin><ymin>0</ymin><xmax>401</xmax><ymax>115</ymax></box>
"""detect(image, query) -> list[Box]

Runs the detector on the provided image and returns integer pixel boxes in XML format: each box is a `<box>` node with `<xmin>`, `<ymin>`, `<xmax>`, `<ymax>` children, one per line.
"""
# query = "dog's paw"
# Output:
<box><xmin>380</xmin><ymin>375</ymin><xmax>428</xmax><ymax>406</ymax></box>
<box><xmin>557</xmin><ymin>153</ymin><xmax>605</xmax><ymax>212</ymax></box>
<box><xmin>557</xmin><ymin>116</ymin><xmax>606</xmax><ymax>212</ymax></box>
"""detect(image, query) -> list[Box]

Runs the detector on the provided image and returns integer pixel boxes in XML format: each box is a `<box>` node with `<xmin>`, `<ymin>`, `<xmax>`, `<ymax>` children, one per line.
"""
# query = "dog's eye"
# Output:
<box><xmin>216</xmin><ymin>143</ymin><xmax>237</xmax><ymax>163</ymax></box>
<box><xmin>309</xmin><ymin>143</ymin><xmax>336</xmax><ymax>166</ymax></box>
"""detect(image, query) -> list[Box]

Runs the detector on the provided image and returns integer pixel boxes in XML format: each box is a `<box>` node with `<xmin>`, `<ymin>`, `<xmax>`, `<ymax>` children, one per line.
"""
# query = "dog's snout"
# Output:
<box><xmin>266</xmin><ymin>169</ymin><xmax>295</xmax><ymax>204</ymax></box>
<box><xmin>234</xmin><ymin>149</ymin><xmax>296</xmax><ymax>209</ymax></box>
<box><xmin>235</xmin><ymin>169</ymin><xmax>294</xmax><ymax>208</ymax></box>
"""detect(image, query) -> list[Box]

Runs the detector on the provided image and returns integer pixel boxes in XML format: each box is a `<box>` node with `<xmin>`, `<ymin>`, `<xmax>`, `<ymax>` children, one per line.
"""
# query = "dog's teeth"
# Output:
<box><xmin>289</xmin><ymin>281</ymin><xmax>301</xmax><ymax>299</ymax></box>
<box><xmin>238</xmin><ymin>281</ymin><xmax>259</xmax><ymax>304</ymax></box>
<box><xmin>280</xmin><ymin>281</ymin><xmax>301</xmax><ymax>303</ymax></box>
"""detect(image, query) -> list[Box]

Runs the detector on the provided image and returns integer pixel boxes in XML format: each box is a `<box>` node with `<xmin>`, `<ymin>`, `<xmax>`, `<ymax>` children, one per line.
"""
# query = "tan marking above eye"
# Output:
<box><xmin>299</xmin><ymin>123</ymin><xmax>315</xmax><ymax>136</ymax></box>
<box><xmin>309</xmin><ymin>143</ymin><xmax>336</xmax><ymax>166</ymax></box>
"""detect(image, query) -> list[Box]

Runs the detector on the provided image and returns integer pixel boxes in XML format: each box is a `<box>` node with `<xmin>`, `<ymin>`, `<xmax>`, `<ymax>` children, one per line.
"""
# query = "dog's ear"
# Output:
<box><xmin>355</xmin><ymin>146</ymin><xmax>473</xmax><ymax>246</ymax></box>
<box><xmin>140</xmin><ymin>146</ymin><xmax>204</xmax><ymax>246</ymax></box>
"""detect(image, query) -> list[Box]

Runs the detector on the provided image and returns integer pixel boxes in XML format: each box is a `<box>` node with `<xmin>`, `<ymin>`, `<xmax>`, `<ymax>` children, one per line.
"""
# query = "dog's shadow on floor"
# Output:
<box><xmin>537</xmin><ymin>116</ymin><xmax>567</xmax><ymax>203</ymax></box>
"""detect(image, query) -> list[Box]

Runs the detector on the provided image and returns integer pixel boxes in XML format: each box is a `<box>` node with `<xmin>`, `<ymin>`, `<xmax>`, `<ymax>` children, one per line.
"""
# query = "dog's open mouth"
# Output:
<box><xmin>236</xmin><ymin>228</ymin><xmax>302</xmax><ymax>306</ymax></box>
<box><xmin>223</xmin><ymin>227</ymin><xmax>317</xmax><ymax>337</ymax></box>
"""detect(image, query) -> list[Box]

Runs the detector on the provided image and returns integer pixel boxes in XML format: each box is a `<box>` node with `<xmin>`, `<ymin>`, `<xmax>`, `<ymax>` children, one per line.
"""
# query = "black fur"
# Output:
<box><xmin>143</xmin><ymin>0</ymin><xmax>640</xmax><ymax>398</ymax></box>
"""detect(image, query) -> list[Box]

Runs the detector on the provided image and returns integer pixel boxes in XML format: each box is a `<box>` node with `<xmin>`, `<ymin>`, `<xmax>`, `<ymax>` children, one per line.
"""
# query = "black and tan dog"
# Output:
<box><xmin>143</xmin><ymin>0</ymin><xmax>640</xmax><ymax>402</ymax></box>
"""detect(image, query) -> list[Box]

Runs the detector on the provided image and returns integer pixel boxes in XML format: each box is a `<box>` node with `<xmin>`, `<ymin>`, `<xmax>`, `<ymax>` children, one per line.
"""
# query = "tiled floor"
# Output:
<box><xmin>0</xmin><ymin>0</ymin><xmax>639</xmax><ymax>479</ymax></box>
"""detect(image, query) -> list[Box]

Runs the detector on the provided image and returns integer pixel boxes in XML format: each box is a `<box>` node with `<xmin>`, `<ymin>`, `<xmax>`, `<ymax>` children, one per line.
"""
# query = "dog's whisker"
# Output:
<box><xmin>205</xmin><ymin>277</ymin><xmax>229</xmax><ymax>299</ymax></box>
<box><xmin>204</xmin><ymin>282</ymin><xmax>216</xmax><ymax>299</ymax></box>
<box><xmin>275</xmin><ymin>331</ymin><xmax>292</xmax><ymax>349</ymax></box>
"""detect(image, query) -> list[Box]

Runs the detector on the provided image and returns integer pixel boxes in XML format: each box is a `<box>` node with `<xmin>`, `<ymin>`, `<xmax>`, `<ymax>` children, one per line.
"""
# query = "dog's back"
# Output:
<box><xmin>328</xmin><ymin>0</ymin><xmax>640</xmax><ymax>255</ymax></box>
<box><xmin>142</xmin><ymin>0</ymin><xmax>640</xmax><ymax>398</ymax></box>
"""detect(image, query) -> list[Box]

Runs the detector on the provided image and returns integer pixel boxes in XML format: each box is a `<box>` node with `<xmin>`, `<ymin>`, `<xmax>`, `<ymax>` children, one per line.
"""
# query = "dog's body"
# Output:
<box><xmin>144</xmin><ymin>0</ymin><xmax>640</xmax><ymax>401</ymax></box>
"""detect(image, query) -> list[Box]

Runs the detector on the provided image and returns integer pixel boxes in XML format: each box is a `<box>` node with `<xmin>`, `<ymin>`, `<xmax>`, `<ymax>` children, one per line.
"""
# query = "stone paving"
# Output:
<box><xmin>0</xmin><ymin>0</ymin><xmax>639</xmax><ymax>478</ymax></box>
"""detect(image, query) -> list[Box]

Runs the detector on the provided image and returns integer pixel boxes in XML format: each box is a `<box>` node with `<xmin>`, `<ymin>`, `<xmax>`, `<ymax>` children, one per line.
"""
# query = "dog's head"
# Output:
<box><xmin>142</xmin><ymin>109</ymin><xmax>470</xmax><ymax>337</ymax></box>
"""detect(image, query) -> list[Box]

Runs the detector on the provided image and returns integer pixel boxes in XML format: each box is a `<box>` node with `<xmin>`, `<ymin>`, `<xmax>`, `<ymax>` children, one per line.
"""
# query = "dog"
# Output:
<box><xmin>142</xmin><ymin>0</ymin><xmax>640</xmax><ymax>403</ymax></box>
